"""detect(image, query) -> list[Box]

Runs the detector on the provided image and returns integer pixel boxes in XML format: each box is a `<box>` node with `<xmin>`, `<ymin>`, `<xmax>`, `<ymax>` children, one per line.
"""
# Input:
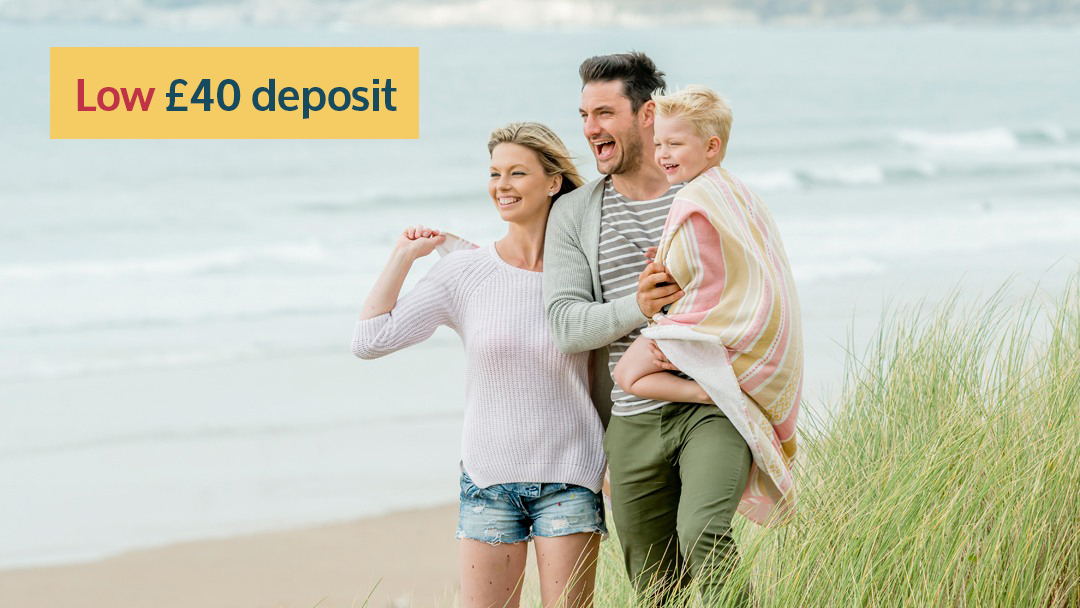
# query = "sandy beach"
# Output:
<box><xmin>0</xmin><ymin>503</ymin><xmax>463</xmax><ymax>608</ymax></box>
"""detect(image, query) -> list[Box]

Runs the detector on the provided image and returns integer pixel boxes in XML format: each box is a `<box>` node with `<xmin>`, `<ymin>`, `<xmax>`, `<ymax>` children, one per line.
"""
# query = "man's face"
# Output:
<box><xmin>580</xmin><ymin>80</ymin><xmax>645</xmax><ymax>176</ymax></box>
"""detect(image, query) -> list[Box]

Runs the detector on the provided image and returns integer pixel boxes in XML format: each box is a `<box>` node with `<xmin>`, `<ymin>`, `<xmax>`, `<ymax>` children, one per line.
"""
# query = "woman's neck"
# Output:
<box><xmin>496</xmin><ymin>218</ymin><xmax>546</xmax><ymax>272</ymax></box>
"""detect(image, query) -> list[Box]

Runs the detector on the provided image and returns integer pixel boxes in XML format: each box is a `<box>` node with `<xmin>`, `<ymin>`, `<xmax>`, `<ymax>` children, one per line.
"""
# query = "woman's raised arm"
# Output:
<box><xmin>360</xmin><ymin>225</ymin><xmax>445</xmax><ymax>320</ymax></box>
<box><xmin>352</xmin><ymin>226</ymin><xmax>455</xmax><ymax>360</ymax></box>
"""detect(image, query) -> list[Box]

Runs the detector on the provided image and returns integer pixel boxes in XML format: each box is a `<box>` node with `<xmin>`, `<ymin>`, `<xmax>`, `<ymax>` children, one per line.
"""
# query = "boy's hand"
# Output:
<box><xmin>636</xmin><ymin>261</ymin><xmax>682</xmax><ymax>318</ymax></box>
<box><xmin>649</xmin><ymin>340</ymin><xmax>681</xmax><ymax>372</ymax></box>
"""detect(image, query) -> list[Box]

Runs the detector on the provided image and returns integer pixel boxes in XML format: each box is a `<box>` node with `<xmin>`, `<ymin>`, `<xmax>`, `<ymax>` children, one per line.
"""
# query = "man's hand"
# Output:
<box><xmin>636</xmin><ymin>261</ymin><xmax>682</xmax><ymax>318</ymax></box>
<box><xmin>648</xmin><ymin>340</ymin><xmax>681</xmax><ymax>372</ymax></box>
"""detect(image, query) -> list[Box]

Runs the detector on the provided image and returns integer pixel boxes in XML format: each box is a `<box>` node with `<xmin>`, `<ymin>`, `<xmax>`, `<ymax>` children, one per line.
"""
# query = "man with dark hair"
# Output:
<box><xmin>543</xmin><ymin>51</ymin><xmax>752</xmax><ymax>604</ymax></box>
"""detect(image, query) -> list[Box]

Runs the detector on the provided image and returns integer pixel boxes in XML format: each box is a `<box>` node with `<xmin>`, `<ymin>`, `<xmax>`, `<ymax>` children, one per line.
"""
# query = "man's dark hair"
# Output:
<box><xmin>578</xmin><ymin>51</ymin><xmax>666</xmax><ymax>113</ymax></box>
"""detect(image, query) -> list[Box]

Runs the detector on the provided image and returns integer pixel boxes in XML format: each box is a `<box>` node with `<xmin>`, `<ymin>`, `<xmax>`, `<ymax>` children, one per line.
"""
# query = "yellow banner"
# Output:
<box><xmin>50</xmin><ymin>47</ymin><xmax>419</xmax><ymax>139</ymax></box>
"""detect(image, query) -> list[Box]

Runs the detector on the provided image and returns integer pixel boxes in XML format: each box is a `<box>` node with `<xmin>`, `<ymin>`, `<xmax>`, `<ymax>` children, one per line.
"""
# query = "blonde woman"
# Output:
<box><xmin>352</xmin><ymin>123</ymin><xmax>605</xmax><ymax>608</ymax></box>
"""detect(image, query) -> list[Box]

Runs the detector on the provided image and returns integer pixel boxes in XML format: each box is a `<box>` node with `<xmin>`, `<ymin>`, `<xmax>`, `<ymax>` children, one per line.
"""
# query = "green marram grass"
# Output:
<box><xmin>372</xmin><ymin>276</ymin><xmax>1079</xmax><ymax>608</ymax></box>
<box><xmin>553</xmin><ymin>275</ymin><xmax>1079</xmax><ymax>608</ymax></box>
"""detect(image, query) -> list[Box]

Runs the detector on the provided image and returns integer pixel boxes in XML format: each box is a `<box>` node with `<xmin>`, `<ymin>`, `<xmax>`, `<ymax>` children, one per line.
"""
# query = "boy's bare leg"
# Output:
<box><xmin>614</xmin><ymin>336</ymin><xmax>712</xmax><ymax>404</ymax></box>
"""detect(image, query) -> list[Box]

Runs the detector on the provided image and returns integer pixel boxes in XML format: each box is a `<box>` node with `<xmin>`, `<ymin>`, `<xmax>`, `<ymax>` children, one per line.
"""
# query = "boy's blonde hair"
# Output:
<box><xmin>652</xmin><ymin>85</ymin><xmax>733</xmax><ymax>161</ymax></box>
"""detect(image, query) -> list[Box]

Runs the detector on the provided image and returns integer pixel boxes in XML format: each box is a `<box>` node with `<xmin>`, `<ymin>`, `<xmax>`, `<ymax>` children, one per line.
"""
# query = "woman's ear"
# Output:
<box><xmin>706</xmin><ymin>136</ymin><xmax>724</xmax><ymax>160</ymax></box>
<box><xmin>549</xmin><ymin>173</ymin><xmax>563</xmax><ymax>197</ymax></box>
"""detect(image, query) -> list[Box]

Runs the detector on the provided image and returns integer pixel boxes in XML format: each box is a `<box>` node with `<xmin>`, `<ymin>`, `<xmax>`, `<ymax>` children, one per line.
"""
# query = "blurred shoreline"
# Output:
<box><xmin>3</xmin><ymin>1</ymin><xmax>1080</xmax><ymax>29</ymax></box>
<box><xmin>0</xmin><ymin>503</ymin><xmax>463</xmax><ymax>608</ymax></box>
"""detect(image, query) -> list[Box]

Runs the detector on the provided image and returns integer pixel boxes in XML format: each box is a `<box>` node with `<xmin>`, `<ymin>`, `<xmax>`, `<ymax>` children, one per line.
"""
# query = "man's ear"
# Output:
<box><xmin>639</xmin><ymin>99</ymin><xmax>656</xmax><ymax>128</ymax></box>
<box><xmin>706</xmin><ymin>136</ymin><xmax>724</xmax><ymax>159</ymax></box>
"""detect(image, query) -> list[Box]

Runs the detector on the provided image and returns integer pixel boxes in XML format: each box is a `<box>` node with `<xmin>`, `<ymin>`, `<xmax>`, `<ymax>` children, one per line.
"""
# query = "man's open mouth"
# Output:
<box><xmin>594</xmin><ymin>140</ymin><xmax>615</xmax><ymax>161</ymax></box>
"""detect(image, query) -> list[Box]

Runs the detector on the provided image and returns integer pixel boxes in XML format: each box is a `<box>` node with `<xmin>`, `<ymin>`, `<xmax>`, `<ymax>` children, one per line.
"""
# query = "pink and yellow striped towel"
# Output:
<box><xmin>642</xmin><ymin>167</ymin><xmax>803</xmax><ymax>525</ymax></box>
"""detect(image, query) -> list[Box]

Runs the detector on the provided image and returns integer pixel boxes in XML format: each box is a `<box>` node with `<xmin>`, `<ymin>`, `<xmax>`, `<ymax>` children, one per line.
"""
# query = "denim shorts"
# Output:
<box><xmin>456</xmin><ymin>470</ymin><xmax>607</xmax><ymax>545</ymax></box>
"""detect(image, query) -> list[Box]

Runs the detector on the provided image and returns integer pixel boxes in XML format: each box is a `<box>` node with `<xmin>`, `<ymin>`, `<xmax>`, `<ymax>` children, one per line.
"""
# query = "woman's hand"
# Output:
<box><xmin>394</xmin><ymin>225</ymin><xmax>446</xmax><ymax>260</ymax></box>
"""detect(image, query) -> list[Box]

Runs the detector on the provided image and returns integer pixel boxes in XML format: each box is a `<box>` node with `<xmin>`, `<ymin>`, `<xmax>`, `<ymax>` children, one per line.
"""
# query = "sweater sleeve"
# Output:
<box><xmin>351</xmin><ymin>253</ymin><xmax>462</xmax><ymax>360</ymax></box>
<box><xmin>542</xmin><ymin>188</ymin><xmax>648</xmax><ymax>355</ymax></box>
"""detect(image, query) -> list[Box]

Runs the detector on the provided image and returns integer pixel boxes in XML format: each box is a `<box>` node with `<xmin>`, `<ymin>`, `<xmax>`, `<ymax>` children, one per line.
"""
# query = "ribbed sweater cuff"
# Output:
<box><xmin>614</xmin><ymin>293</ymin><xmax>649</xmax><ymax>331</ymax></box>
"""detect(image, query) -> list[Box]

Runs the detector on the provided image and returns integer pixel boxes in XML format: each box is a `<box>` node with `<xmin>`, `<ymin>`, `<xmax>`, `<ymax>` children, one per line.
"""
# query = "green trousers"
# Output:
<box><xmin>605</xmin><ymin>403</ymin><xmax>752</xmax><ymax>605</ymax></box>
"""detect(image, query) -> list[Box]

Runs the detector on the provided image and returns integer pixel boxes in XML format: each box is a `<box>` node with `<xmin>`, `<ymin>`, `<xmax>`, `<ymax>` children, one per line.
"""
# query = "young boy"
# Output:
<box><xmin>612</xmin><ymin>85</ymin><xmax>803</xmax><ymax>525</ymax></box>
<box><xmin>612</xmin><ymin>84</ymin><xmax>732</xmax><ymax>403</ymax></box>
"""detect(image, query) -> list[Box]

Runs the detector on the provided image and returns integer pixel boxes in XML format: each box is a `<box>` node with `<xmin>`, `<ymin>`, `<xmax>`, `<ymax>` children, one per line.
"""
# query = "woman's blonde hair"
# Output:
<box><xmin>487</xmin><ymin>122</ymin><xmax>583</xmax><ymax>202</ymax></box>
<box><xmin>652</xmin><ymin>85</ymin><xmax>733</xmax><ymax>161</ymax></box>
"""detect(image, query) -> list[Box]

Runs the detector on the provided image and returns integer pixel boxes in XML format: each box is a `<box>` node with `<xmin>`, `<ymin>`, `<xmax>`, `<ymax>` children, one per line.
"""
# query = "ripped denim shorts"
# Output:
<box><xmin>456</xmin><ymin>470</ymin><xmax>607</xmax><ymax>545</ymax></box>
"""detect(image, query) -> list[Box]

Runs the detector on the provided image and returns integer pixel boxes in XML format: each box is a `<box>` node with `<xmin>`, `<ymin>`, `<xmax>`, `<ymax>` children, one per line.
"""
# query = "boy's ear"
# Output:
<box><xmin>706</xmin><ymin>136</ymin><xmax>724</xmax><ymax>159</ymax></box>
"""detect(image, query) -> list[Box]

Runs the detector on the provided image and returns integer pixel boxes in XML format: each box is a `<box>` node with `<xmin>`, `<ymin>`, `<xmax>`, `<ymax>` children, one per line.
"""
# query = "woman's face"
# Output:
<box><xmin>488</xmin><ymin>143</ymin><xmax>559</xmax><ymax>224</ymax></box>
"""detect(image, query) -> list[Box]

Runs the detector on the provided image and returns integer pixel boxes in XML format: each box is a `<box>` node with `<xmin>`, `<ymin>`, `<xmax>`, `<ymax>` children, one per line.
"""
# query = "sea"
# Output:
<box><xmin>1</xmin><ymin>20</ymin><xmax>1078</xmax><ymax>569</ymax></box>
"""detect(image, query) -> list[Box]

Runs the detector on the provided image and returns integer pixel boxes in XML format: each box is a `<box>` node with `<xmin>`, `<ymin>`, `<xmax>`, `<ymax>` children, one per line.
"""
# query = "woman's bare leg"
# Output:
<box><xmin>534</xmin><ymin>532</ymin><xmax>601</xmax><ymax>608</ymax></box>
<box><xmin>460</xmin><ymin>539</ymin><xmax>528</xmax><ymax>608</ymax></box>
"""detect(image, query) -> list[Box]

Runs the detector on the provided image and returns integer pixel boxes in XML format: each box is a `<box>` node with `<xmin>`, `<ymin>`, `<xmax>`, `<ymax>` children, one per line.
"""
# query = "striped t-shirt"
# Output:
<box><xmin>598</xmin><ymin>177</ymin><xmax>684</xmax><ymax>416</ymax></box>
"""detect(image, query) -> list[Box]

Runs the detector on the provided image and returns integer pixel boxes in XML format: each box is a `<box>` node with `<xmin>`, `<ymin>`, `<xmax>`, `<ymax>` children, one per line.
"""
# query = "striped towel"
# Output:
<box><xmin>641</xmin><ymin>167</ymin><xmax>803</xmax><ymax>525</ymax></box>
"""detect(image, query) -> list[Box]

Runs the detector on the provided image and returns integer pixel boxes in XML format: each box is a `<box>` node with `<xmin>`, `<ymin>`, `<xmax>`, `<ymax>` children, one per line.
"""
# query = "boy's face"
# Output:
<box><xmin>653</xmin><ymin>114</ymin><xmax>714</xmax><ymax>185</ymax></box>
<box><xmin>580</xmin><ymin>80</ymin><xmax>647</xmax><ymax>176</ymax></box>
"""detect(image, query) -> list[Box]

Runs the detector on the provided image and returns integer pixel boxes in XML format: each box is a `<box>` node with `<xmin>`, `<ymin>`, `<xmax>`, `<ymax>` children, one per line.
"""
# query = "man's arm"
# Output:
<box><xmin>543</xmin><ymin>194</ymin><xmax>646</xmax><ymax>354</ymax></box>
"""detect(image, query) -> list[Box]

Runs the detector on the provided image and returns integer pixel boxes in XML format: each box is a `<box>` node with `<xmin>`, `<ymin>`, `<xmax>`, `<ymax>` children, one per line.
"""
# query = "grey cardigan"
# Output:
<box><xmin>543</xmin><ymin>177</ymin><xmax>649</xmax><ymax>427</ymax></box>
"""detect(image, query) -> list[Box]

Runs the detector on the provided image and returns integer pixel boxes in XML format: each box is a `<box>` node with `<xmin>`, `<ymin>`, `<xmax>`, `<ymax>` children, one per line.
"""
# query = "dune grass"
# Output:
<box><xmin>570</xmin><ymin>275</ymin><xmax>1080</xmax><ymax>608</ymax></box>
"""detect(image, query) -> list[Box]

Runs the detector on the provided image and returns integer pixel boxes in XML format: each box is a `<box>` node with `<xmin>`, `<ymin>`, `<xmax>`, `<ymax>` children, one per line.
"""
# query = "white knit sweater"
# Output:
<box><xmin>352</xmin><ymin>244</ymin><xmax>606</xmax><ymax>493</ymax></box>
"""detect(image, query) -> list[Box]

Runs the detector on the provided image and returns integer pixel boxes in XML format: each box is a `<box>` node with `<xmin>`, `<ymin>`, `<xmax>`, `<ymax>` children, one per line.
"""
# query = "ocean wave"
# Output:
<box><xmin>798</xmin><ymin>164</ymin><xmax>887</xmax><ymax>187</ymax></box>
<box><xmin>0</xmin><ymin>0</ymin><xmax>755</xmax><ymax>28</ymax></box>
<box><xmin>740</xmin><ymin>125</ymin><xmax>1078</xmax><ymax>158</ymax></box>
<box><xmin>0</xmin><ymin>305</ymin><xmax>354</xmax><ymax>338</ymax></box>
<box><xmin>893</xmin><ymin>125</ymin><xmax>1080</xmax><ymax>154</ymax></box>
<box><xmin>741</xmin><ymin>153</ymin><xmax>1080</xmax><ymax>192</ymax></box>
<box><xmin>783</xmin><ymin>205</ymin><xmax>1080</xmax><ymax>279</ymax></box>
<box><xmin>0</xmin><ymin>411</ymin><xmax>464</xmax><ymax>462</ymax></box>
<box><xmin>1014</xmin><ymin>125</ymin><xmax>1071</xmax><ymax>145</ymax></box>
<box><xmin>1</xmin><ymin>349</ymin><xmax>264</xmax><ymax>381</ymax></box>
<box><xmin>790</xmin><ymin>256</ymin><xmax>882</xmax><ymax>282</ymax></box>
<box><xmin>896</xmin><ymin>127</ymin><xmax>1020</xmax><ymax>152</ymax></box>
<box><xmin>743</xmin><ymin>162</ymin><xmax>935</xmax><ymax>191</ymax></box>
<box><xmin>0</xmin><ymin>242</ymin><xmax>330</xmax><ymax>281</ymax></box>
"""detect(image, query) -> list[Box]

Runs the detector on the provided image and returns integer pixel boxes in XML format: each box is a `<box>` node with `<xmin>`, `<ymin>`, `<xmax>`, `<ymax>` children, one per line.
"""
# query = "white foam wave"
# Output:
<box><xmin>784</xmin><ymin>205</ymin><xmax>1080</xmax><ymax>284</ymax></box>
<box><xmin>896</xmin><ymin>128</ymin><xmax>1020</xmax><ymax>152</ymax></box>
<box><xmin>801</xmin><ymin>164</ymin><xmax>887</xmax><ymax>187</ymax></box>
<box><xmin>2</xmin><ymin>349</ymin><xmax>262</xmax><ymax>381</ymax></box>
<box><xmin>0</xmin><ymin>242</ymin><xmax>329</xmax><ymax>281</ymax></box>
<box><xmin>791</xmin><ymin>257</ymin><xmax>882</xmax><ymax>282</ymax></box>
<box><xmin>0</xmin><ymin>0</ymin><xmax>757</xmax><ymax>28</ymax></box>
<box><xmin>741</xmin><ymin>170</ymin><xmax>801</xmax><ymax>193</ymax></box>
<box><xmin>1024</xmin><ymin>125</ymin><xmax>1069</xmax><ymax>144</ymax></box>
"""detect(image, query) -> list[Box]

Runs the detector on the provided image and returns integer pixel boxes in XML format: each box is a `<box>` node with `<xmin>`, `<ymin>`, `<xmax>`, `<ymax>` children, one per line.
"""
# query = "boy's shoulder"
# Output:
<box><xmin>678</xmin><ymin>167</ymin><xmax>753</xmax><ymax>202</ymax></box>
